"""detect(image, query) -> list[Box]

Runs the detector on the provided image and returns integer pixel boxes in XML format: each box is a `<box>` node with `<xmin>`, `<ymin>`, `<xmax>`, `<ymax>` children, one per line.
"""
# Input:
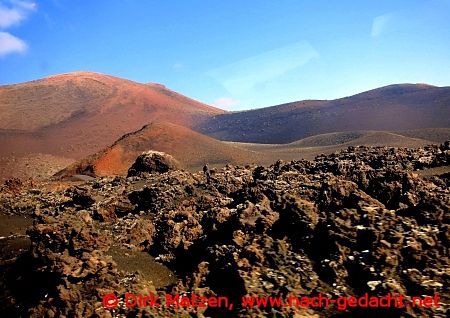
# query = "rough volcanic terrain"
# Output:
<box><xmin>0</xmin><ymin>142</ymin><xmax>449</xmax><ymax>317</ymax></box>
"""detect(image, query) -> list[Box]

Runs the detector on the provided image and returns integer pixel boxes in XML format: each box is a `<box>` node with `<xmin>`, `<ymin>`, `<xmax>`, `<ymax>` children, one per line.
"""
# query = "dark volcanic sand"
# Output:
<box><xmin>106</xmin><ymin>246</ymin><xmax>176</xmax><ymax>288</ymax></box>
<box><xmin>0</xmin><ymin>213</ymin><xmax>32</xmax><ymax>237</ymax></box>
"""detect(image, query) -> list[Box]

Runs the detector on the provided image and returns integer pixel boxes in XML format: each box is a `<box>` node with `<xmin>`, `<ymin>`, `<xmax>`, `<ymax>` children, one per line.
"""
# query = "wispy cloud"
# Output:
<box><xmin>0</xmin><ymin>0</ymin><xmax>36</xmax><ymax>57</ymax></box>
<box><xmin>212</xmin><ymin>97</ymin><xmax>240</xmax><ymax>110</ymax></box>
<box><xmin>13</xmin><ymin>0</ymin><xmax>37</xmax><ymax>11</ymax></box>
<box><xmin>371</xmin><ymin>13</ymin><xmax>392</xmax><ymax>38</ymax></box>
<box><xmin>0</xmin><ymin>4</ymin><xmax>23</xmax><ymax>27</ymax></box>
<box><xmin>0</xmin><ymin>31</ymin><xmax>26</xmax><ymax>56</ymax></box>
<box><xmin>207</xmin><ymin>41</ymin><xmax>318</xmax><ymax>96</ymax></box>
<box><xmin>172</xmin><ymin>62</ymin><xmax>184</xmax><ymax>71</ymax></box>
<box><xmin>0</xmin><ymin>0</ymin><xmax>35</xmax><ymax>28</ymax></box>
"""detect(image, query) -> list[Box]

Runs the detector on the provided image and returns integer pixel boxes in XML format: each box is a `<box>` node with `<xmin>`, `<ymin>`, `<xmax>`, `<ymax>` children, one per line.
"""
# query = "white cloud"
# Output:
<box><xmin>172</xmin><ymin>63</ymin><xmax>184</xmax><ymax>70</ymax></box>
<box><xmin>371</xmin><ymin>13</ymin><xmax>392</xmax><ymax>37</ymax></box>
<box><xmin>213</xmin><ymin>97</ymin><xmax>240</xmax><ymax>110</ymax></box>
<box><xmin>13</xmin><ymin>0</ymin><xmax>37</xmax><ymax>11</ymax></box>
<box><xmin>0</xmin><ymin>1</ymin><xmax>36</xmax><ymax>57</ymax></box>
<box><xmin>0</xmin><ymin>1</ymin><xmax>35</xmax><ymax>28</ymax></box>
<box><xmin>0</xmin><ymin>4</ymin><xmax>23</xmax><ymax>28</ymax></box>
<box><xmin>0</xmin><ymin>31</ymin><xmax>27</xmax><ymax>56</ymax></box>
<box><xmin>207</xmin><ymin>41</ymin><xmax>319</xmax><ymax>96</ymax></box>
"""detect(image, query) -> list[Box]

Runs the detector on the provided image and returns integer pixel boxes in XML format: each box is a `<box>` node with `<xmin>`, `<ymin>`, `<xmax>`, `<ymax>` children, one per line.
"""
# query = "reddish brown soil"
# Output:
<box><xmin>56</xmin><ymin>121</ymin><xmax>259</xmax><ymax>177</ymax></box>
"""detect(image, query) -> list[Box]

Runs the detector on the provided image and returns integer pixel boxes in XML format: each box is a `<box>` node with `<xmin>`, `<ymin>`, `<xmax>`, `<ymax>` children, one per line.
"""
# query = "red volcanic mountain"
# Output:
<box><xmin>196</xmin><ymin>84</ymin><xmax>450</xmax><ymax>143</ymax></box>
<box><xmin>0</xmin><ymin>72</ymin><xmax>224</xmax><ymax>180</ymax></box>
<box><xmin>1</xmin><ymin>72</ymin><xmax>449</xmax><ymax>181</ymax></box>
<box><xmin>56</xmin><ymin>121</ymin><xmax>258</xmax><ymax>178</ymax></box>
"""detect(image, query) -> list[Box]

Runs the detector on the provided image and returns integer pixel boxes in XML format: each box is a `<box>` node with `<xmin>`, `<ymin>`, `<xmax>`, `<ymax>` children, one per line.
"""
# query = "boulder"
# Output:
<box><xmin>127</xmin><ymin>151</ymin><xmax>180</xmax><ymax>177</ymax></box>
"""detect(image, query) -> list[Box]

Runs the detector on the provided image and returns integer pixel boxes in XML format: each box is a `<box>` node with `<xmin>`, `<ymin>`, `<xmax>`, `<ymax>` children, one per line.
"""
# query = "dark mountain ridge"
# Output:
<box><xmin>196</xmin><ymin>84</ymin><xmax>450</xmax><ymax>143</ymax></box>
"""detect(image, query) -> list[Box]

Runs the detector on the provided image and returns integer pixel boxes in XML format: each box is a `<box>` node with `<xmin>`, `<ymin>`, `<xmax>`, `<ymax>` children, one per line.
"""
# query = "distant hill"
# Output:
<box><xmin>55</xmin><ymin>122</ymin><xmax>258</xmax><ymax>178</ymax></box>
<box><xmin>396</xmin><ymin>128</ymin><xmax>450</xmax><ymax>143</ymax></box>
<box><xmin>229</xmin><ymin>130</ymin><xmax>445</xmax><ymax>164</ymax></box>
<box><xmin>286</xmin><ymin>130</ymin><xmax>441</xmax><ymax>148</ymax></box>
<box><xmin>196</xmin><ymin>84</ymin><xmax>450</xmax><ymax>143</ymax></box>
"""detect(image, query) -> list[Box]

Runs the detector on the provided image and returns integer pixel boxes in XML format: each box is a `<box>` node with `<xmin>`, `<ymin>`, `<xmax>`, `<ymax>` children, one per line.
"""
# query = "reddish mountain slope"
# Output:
<box><xmin>196</xmin><ymin>84</ymin><xmax>450</xmax><ymax>143</ymax></box>
<box><xmin>56</xmin><ymin>122</ymin><xmax>258</xmax><ymax>177</ymax></box>
<box><xmin>0</xmin><ymin>72</ymin><xmax>224</xmax><ymax>180</ymax></box>
<box><xmin>0</xmin><ymin>72</ymin><xmax>221</xmax><ymax>131</ymax></box>
<box><xmin>0</xmin><ymin>72</ymin><xmax>223</xmax><ymax>158</ymax></box>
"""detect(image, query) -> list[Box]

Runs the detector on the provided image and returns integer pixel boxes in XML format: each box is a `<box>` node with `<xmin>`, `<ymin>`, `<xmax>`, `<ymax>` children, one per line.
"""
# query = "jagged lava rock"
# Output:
<box><xmin>127</xmin><ymin>151</ymin><xmax>181</xmax><ymax>177</ymax></box>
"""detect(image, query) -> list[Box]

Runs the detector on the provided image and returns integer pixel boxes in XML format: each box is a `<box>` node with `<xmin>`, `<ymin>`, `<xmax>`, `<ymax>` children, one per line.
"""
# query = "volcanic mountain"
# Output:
<box><xmin>196</xmin><ymin>84</ymin><xmax>450</xmax><ymax>143</ymax></box>
<box><xmin>2</xmin><ymin>72</ymin><xmax>450</xmax><ymax>181</ymax></box>
<box><xmin>0</xmin><ymin>72</ymin><xmax>224</xmax><ymax>180</ymax></box>
<box><xmin>55</xmin><ymin>121</ymin><xmax>258</xmax><ymax>178</ymax></box>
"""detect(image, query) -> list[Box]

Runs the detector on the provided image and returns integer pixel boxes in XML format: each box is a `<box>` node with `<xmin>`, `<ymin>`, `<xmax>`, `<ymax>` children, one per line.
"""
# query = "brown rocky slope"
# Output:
<box><xmin>0</xmin><ymin>142</ymin><xmax>448</xmax><ymax>317</ymax></box>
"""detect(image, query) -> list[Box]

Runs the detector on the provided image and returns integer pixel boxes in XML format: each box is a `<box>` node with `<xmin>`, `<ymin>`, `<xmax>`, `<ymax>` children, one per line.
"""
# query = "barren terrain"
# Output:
<box><xmin>1</xmin><ymin>74</ymin><xmax>449</xmax><ymax>182</ymax></box>
<box><xmin>0</xmin><ymin>142</ymin><xmax>448</xmax><ymax>317</ymax></box>
<box><xmin>0</xmin><ymin>73</ymin><xmax>449</xmax><ymax>317</ymax></box>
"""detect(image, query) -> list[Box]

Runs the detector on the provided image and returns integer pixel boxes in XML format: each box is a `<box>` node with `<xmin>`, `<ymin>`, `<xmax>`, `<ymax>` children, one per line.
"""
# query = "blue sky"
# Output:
<box><xmin>0</xmin><ymin>0</ymin><xmax>449</xmax><ymax>110</ymax></box>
